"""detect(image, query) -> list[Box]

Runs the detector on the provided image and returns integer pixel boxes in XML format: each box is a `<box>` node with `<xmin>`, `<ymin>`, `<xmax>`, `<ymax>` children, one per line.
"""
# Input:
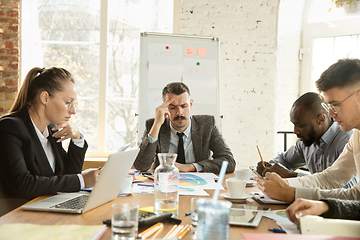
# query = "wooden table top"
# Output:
<box><xmin>0</xmin><ymin>174</ymin><xmax>289</xmax><ymax>239</ymax></box>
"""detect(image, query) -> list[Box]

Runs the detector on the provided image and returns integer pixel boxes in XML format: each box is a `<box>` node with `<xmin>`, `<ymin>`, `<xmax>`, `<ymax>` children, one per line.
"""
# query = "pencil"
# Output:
<box><xmin>150</xmin><ymin>224</ymin><xmax>164</xmax><ymax>239</ymax></box>
<box><xmin>175</xmin><ymin>224</ymin><xmax>189</xmax><ymax>238</ymax></box>
<box><xmin>256</xmin><ymin>145</ymin><xmax>265</xmax><ymax>167</ymax></box>
<box><xmin>139</xmin><ymin>222</ymin><xmax>162</xmax><ymax>238</ymax></box>
<box><xmin>163</xmin><ymin>224</ymin><xmax>178</xmax><ymax>238</ymax></box>
<box><xmin>177</xmin><ymin>225</ymin><xmax>190</xmax><ymax>239</ymax></box>
<box><xmin>168</xmin><ymin>225</ymin><xmax>184</xmax><ymax>238</ymax></box>
<box><xmin>142</xmin><ymin>223</ymin><xmax>163</xmax><ymax>239</ymax></box>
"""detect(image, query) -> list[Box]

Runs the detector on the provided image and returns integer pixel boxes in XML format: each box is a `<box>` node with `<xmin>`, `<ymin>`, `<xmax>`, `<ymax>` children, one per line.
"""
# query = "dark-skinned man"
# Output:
<box><xmin>256</xmin><ymin>92</ymin><xmax>357</xmax><ymax>189</ymax></box>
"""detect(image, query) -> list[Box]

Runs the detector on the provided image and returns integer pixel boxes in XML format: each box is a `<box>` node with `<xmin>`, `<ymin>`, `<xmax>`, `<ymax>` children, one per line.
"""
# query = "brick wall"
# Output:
<box><xmin>0</xmin><ymin>0</ymin><xmax>20</xmax><ymax>115</ymax></box>
<box><xmin>180</xmin><ymin>0</ymin><xmax>304</xmax><ymax>167</ymax></box>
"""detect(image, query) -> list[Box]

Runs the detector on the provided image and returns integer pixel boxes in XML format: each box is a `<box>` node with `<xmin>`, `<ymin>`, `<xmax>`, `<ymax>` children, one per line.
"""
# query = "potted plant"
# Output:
<box><xmin>331</xmin><ymin>0</ymin><xmax>360</xmax><ymax>14</ymax></box>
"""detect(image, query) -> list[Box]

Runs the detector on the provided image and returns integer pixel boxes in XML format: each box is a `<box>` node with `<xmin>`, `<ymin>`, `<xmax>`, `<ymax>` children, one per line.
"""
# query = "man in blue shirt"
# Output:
<box><xmin>257</xmin><ymin>92</ymin><xmax>357</xmax><ymax>188</ymax></box>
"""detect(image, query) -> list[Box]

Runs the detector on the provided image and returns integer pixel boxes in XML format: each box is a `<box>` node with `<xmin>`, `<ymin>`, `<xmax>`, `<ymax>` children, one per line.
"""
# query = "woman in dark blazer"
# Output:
<box><xmin>0</xmin><ymin>67</ymin><xmax>100</xmax><ymax>216</ymax></box>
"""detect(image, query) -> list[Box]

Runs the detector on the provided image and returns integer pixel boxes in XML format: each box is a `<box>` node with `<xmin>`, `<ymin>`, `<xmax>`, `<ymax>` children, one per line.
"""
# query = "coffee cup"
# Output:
<box><xmin>235</xmin><ymin>168</ymin><xmax>252</xmax><ymax>181</ymax></box>
<box><xmin>225</xmin><ymin>178</ymin><xmax>246</xmax><ymax>198</ymax></box>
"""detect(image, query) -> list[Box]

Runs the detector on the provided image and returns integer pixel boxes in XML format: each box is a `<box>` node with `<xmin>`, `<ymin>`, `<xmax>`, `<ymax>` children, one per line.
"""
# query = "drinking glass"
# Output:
<box><xmin>111</xmin><ymin>202</ymin><xmax>139</xmax><ymax>240</ymax></box>
<box><xmin>196</xmin><ymin>199</ymin><xmax>232</xmax><ymax>240</ymax></box>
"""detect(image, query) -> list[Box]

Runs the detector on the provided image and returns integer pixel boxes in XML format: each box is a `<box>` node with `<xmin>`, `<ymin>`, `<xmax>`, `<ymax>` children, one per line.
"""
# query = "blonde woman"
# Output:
<box><xmin>0</xmin><ymin>67</ymin><xmax>100</xmax><ymax>215</ymax></box>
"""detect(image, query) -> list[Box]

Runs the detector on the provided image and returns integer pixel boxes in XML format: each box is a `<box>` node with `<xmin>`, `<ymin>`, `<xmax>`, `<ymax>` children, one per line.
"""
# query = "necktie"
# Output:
<box><xmin>176</xmin><ymin>132</ymin><xmax>185</xmax><ymax>164</ymax></box>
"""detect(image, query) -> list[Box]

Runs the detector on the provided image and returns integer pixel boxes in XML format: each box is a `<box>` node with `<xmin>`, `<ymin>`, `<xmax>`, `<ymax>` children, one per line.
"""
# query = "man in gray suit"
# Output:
<box><xmin>134</xmin><ymin>82</ymin><xmax>235</xmax><ymax>174</ymax></box>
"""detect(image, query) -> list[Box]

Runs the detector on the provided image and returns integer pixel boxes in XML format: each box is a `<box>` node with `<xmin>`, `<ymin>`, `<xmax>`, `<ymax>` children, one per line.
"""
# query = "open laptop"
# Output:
<box><xmin>22</xmin><ymin>148</ymin><xmax>140</xmax><ymax>214</ymax></box>
<box><xmin>118</xmin><ymin>143</ymin><xmax>131</xmax><ymax>152</ymax></box>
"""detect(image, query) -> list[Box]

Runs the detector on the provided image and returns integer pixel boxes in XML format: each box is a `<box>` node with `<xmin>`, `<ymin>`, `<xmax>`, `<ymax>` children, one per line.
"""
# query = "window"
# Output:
<box><xmin>21</xmin><ymin>0</ymin><xmax>173</xmax><ymax>157</ymax></box>
<box><xmin>300</xmin><ymin>0</ymin><xmax>360</xmax><ymax>93</ymax></box>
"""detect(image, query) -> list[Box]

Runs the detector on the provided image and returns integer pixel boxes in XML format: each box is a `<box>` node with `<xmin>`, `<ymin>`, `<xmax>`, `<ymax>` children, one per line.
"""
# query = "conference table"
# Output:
<box><xmin>0</xmin><ymin>173</ymin><xmax>288</xmax><ymax>239</ymax></box>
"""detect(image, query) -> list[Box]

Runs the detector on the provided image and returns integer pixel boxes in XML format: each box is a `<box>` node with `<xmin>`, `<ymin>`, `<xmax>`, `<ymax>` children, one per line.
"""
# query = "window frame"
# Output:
<box><xmin>21</xmin><ymin>0</ymin><xmax>180</xmax><ymax>158</ymax></box>
<box><xmin>300</xmin><ymin>0</ymin><xmax>360</xmax><ymax>93</ymax></box>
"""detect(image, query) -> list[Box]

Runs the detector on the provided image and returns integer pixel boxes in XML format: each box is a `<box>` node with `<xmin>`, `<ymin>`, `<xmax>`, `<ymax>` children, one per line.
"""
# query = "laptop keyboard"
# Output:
<box><xmin>50</xmin><ymin>194</ymin><xmax>89</xmax><ymax>210</ymax></box>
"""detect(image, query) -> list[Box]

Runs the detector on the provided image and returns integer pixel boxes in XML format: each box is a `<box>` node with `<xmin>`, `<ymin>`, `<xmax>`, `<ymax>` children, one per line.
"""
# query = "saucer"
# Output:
<box><xmin>246</xmin><ymin>180</ymin><xmax>256</xmax><ymax>187</ymax></box>
<box><xmin>227</xmin><ymin>177</ymin><xmax>256</xmax><ymax>187</ymax></box>
<box><xmin>220</xmin><ymin>193</ymin><xmax>251</xmax><ymax>203</ymax></box>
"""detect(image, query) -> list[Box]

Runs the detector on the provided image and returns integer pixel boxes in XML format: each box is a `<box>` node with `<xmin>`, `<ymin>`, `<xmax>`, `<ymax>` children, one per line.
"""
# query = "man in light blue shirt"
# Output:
<box><xmin>257</xmin><ymin>92</ymin><xmax>357</xmax><ymax>188</ymax></box>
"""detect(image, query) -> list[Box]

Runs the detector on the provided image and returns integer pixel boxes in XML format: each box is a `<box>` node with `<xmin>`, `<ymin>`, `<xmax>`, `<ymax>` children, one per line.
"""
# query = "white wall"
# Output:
<box><xmin>180</xmin><ymin>0</ymin><xmax>305</xmax><ymax>168</ymax></box>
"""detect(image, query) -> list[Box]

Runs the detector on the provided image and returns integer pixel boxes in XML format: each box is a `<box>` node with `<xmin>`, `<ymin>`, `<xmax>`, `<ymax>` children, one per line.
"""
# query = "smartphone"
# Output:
<box><xmin>249</xmin><ymin>167</ymin><xmax>263</xmax><ymax>179</ymax></box>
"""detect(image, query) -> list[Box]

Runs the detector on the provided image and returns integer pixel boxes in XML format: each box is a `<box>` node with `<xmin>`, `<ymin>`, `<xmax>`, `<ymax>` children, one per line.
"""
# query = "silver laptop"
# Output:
<box><xmin>118</xmin><ymin>143</ymin><xmax>131</xmax><ymax>152</ymax></box>
<box><xmin>22</xmin><ymin>148</ymin><xmax>139</xmax><ymax>214</ymax></box>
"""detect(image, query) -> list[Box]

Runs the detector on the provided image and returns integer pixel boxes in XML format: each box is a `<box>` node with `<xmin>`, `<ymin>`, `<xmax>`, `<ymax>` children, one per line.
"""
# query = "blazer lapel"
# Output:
<box><xmin>159</xmin><ymin>118</ymin><xmax>171</xmax><ymax>153</ymax></box>
<box><xmin>191</xmin><ymin>117</ymin><xmax>202</xmax><ymax>161</ymax></box>
<box><xmin>20</xmin><ymin>109</ymin><xmax>54</xmax><ymax>176</ymax></box>
<box><xmin>47</xmin><ymin>127</ymin><xmax>63</xmax><ymax>175</ymax></box>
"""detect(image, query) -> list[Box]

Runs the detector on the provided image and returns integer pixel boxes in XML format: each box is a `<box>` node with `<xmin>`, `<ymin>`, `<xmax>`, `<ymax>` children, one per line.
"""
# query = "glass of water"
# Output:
<box><xmin>111</xmin><ymin>202</ymin><xmax>139</xmax><ymax>240</ymax></box>
<box><xmin>190</xmin><ymin>197</ymin><xmax>202</xmax><ymax>232</ymax></box>
<box><xmin>196</xmin><ymin>198</ymin><xmax>232</xmax><ymax>240</ymax></box>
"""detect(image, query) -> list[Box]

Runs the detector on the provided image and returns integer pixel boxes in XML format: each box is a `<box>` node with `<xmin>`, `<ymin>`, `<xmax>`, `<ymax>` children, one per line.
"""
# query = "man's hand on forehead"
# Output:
<box><xmin>162</xmin><ymin>98</ymin><xmax>173</xmax><ymax>107</ymax></box>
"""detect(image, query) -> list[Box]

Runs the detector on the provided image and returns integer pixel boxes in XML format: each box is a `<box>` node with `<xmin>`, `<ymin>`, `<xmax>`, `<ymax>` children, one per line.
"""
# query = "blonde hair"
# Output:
<box><xmin>10</xmin><ymin>67</ymin><xmax>74</xmax><ymax>113</ymax></box>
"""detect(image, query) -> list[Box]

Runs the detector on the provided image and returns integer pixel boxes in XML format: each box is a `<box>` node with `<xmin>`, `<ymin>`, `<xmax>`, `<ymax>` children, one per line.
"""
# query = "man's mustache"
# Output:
<box><xmin>174</xmin><ymin>116</ymin><xmax>186</xmax><ymax>121</ymax></box>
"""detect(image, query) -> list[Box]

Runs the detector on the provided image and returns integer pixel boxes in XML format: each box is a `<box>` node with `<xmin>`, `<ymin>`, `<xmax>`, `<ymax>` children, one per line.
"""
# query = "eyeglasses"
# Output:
<box><xmin>49</xmin><ymin>93</ymin><xmax>78</xmax><ymax>109</ymax></box>
<box><xmin>321</xmin><ymin>90</ymin><xmax>358</xmax><ymax>114</ymax></box>
<box><xmin>65</xmin><ymin>100</ymin><xmax>78</xmax><ymax>109</ymax></box>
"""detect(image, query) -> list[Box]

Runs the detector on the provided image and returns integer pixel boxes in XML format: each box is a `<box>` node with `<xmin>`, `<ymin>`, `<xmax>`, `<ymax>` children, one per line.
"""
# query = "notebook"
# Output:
<box><xmin>300</xmin><ymin>215</ymin><xmax>360</xmax><ymax>238</ymax></box>
<box><xmin>21</xmin><ymin>148</ymin><xmax>140</xmax><ymax>214</ymax></box>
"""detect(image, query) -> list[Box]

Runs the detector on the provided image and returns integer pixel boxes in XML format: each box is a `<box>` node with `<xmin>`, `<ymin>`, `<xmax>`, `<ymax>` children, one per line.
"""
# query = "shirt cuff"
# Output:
<box><xmin>147</xmin><ymin>134</ymin><xmax>157</xmax><ymax>143</ymax></box>
<box><xmin>295</xmin><ymin>187</ymin><xmax>317</xmax><ymax>200</ymax></box>
<box><xmin>72</xmin><ymin>137</ymin><xmax>85</xmax><ymax>148</ymax></box>
<box><xmin>77</xmin><ymin>174</ymin><xmax>85</xmax><ymax>189</ymax></box>
<box><xmin>287</xmin><ymin>177</ymin><xmax>302</xmax><ymax>187</ymax></box>
<box><xmin>193</xmin><ymin>163</ymin><xmax>204</xmax><ymax>172</ymax></box>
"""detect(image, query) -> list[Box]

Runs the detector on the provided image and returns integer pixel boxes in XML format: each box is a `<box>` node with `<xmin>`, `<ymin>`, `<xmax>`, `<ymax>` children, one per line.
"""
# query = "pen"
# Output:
<box><xmin>268</xmin><ymin>228</ymin><xmax>286</xmax><ymax>233</ymax></box>
<box><xmin>185</xmin><ymin>211</ymin><xmax>191</xmax><ymax>216</ymax></box>
<box><xmin>81</xmin><ymin>189</ymin><xmax>92</xmax><ymax>192</ymax></box>
<box><xmin>256</xmin><ymin>145</ymin><xmax>265</xmax><ymax>167</ymax></box>
<box><xmin>138</xmin><ymin>183</ymin><xmax>154</xmax><ymax>187</ymax></box>
<box><xmin>128</xmin><ymin>170</ymin><xmax>141</xmax><ymax>175</ymax></box>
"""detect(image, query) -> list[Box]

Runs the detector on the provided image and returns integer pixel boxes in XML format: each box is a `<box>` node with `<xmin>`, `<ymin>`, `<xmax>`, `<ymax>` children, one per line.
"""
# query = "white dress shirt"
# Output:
<box><xmin>30</xmin><ymin>118</ymin><xmax>85</xmax><ymax>189</ymax></box>
<box><xmin>148</xmin><ymin>120</ymin><xmax>204</xmax><ymax>171</ymax></box>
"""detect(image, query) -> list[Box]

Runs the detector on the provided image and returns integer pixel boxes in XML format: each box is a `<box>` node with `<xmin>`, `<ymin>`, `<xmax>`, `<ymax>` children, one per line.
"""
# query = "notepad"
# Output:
<box><xmin>300</xmin><ymin>215</ymin><xmax>360</xmax><ymax>238</ymax></box>
<box><xmin>139</xmin><ymin>206</ymin><xmax>154</xmax><ymax>213</ymax></box>
<box><xmin>0</xmin><ymin>224</ymin><xmax>105</xmax><ymax>240</ymax></box>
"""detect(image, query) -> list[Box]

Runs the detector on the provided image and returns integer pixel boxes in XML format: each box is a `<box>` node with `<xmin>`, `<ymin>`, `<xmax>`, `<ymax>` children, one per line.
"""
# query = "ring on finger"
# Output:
<box><xmin>64</xmin><ymin>132</ymin><xmax>67</xmax><ymax>136</ymax></box>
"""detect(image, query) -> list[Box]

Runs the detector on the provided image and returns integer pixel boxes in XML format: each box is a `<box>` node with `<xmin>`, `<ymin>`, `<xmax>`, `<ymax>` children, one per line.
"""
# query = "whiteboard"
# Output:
<box><xmin>137</xmin><ymin>32</ymin><xmax>220</xmax><ymax>145</ymax></box>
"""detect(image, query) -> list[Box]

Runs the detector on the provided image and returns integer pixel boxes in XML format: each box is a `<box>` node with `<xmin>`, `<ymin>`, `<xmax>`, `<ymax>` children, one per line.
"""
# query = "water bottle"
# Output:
<box><xmin>154</xmin><ymin>153</ymin><xmax>179</xmax><ymax>217</ymax></box>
